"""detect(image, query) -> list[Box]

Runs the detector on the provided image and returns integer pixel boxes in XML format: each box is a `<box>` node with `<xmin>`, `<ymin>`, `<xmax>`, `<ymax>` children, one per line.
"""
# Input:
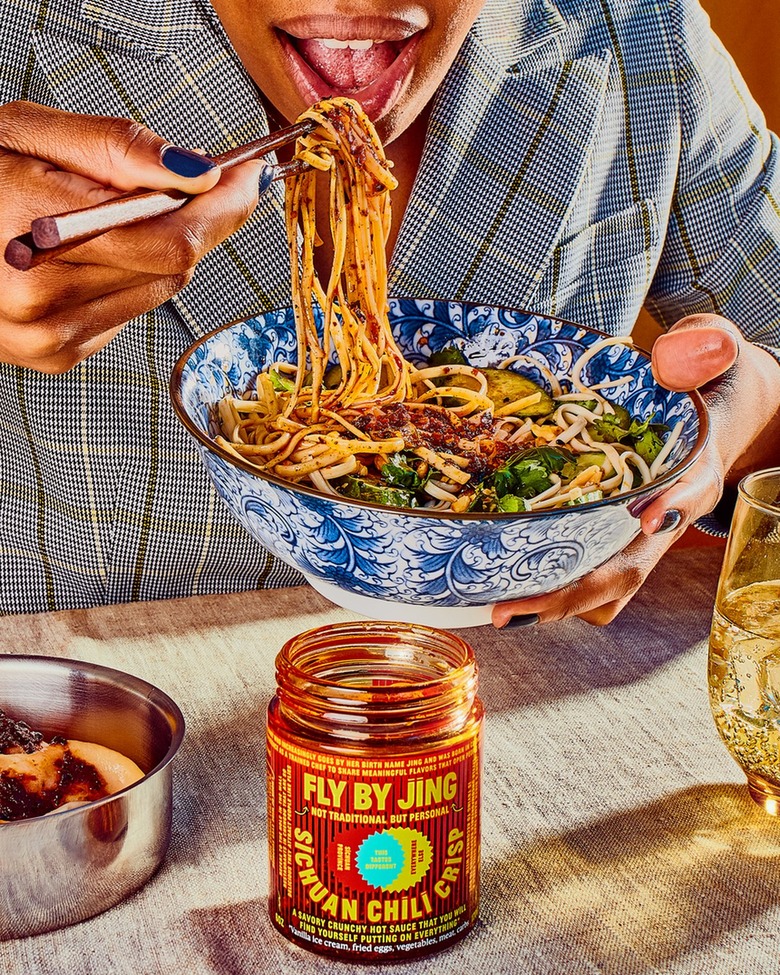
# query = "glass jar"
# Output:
<box><xmin>266</xmin><ymin>620</ymin><xmax>483</xmax><ymax>962</ymax></box>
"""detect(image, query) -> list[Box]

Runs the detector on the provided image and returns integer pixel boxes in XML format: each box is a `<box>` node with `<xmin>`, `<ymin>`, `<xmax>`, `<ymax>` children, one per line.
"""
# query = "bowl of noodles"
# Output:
<box><xmin>171</xmin><ymin>96</ymin><xmax>707</xmax><ymax>626</ymax></box>
<box><xmin>170</xmin><ymin>298</ymin><xmax>708</xmax><ymax>627</ymax></box>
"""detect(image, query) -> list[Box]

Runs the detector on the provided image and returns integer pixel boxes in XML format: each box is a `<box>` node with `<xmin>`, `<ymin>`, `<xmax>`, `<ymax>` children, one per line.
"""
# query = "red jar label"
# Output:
<box><xmin>266</xmin><ymin>722</ymin><xmax>482</xmax><ymax>960</ymax></box>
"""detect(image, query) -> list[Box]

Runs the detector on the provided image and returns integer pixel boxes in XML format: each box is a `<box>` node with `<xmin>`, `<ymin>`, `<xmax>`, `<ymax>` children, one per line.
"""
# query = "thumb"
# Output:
<box><xmin>2</xmin><ymin>100</ymin><xmax>221</xmax><ymax>194</ymax></box>
<box><xmin>651</xmin><ymin>314</ymin><xmax>739</xmax><ymax>392</ymax></box>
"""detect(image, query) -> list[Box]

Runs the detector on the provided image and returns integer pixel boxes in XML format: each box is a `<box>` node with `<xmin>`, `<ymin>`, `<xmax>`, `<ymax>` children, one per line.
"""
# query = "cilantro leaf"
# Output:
<box><xmin>381</xmin><ymin>452</ymin><xmax>430</xmax><ymax>491</ymax></box>
<box><xmin>497</xmin><ymin>494</ymin><xmax>530</xmax><ymax>513</ymax></box>
<box><xmin>340</xmin><ymin>476</ymin><xmax>418</xmax><ymax>508</ymax></box>
<box><xmin>491</xmin><ymin>447</ymin><xmax>571</xmax><ymax>500</ymax></box>
<box><xmin>629</xmin><ymin>421</ymin><xmax>668</xmax><ymax>464</ymax></box>
<box><xmin>590</xmin><ymin>412</ymin><xmax>631</xmax><ymax>444</ymax></box>
<box><xmin>590</xmin><ymin>410</ymin><xmax>670</xmax><ymax>463</ymax></box>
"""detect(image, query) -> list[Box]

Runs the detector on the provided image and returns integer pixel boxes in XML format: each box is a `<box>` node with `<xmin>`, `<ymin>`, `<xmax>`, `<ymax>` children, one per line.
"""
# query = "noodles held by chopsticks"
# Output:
<box><xmin>283</xmin><ymin>97</ymin><xmax>408</xmax><ymax>422</ymax></box>
<box><xmin>215</xmin><ymin>97</ymin><xmax>681</xmax><ymax>513</ymax></box>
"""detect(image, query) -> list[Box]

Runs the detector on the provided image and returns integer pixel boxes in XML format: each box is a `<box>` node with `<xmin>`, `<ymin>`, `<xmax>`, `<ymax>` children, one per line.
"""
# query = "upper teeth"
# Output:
<box><xmin>316</xmin><ymin>38</ymin><xmax>382</xmax><ymax>50</ymax></box>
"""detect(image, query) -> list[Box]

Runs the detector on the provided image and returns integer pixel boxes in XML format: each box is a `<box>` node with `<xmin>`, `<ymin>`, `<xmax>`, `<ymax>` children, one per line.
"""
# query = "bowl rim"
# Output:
<box><xmin>0</xmin><ymin>653</ymin><xmax>186</xmax><ymax>826</ymax></box>
<box><xmin>169</xmin><ymin>299</ymin><xmax>710</xmax><ymax>521</ymax></box>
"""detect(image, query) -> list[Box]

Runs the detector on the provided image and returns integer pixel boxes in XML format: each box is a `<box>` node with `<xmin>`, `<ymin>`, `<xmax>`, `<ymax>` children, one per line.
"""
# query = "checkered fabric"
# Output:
<box><xmin>0</xmin><ymin>0</ymin><xmax>778</xmax><ymax>614</ymax></box>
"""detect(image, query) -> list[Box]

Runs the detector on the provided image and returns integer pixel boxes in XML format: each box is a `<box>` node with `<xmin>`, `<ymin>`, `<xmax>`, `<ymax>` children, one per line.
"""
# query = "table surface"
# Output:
<box><xmin>2</xmin><ymin>546</ymin><xmax>780</xmax><ymax>975</ymax></box>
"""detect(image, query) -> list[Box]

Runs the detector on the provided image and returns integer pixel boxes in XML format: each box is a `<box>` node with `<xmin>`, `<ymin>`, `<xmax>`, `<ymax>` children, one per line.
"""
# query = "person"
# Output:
<box><xmin>0</xmin><ymin>0</ymin><xmax>778</xmax><ymax>622</ymax></box>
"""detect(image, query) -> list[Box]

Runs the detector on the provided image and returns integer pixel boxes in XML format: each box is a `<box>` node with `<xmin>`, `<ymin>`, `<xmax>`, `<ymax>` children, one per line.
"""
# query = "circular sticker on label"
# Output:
<box><xmin>356</xmin><ymin>831</ymin><xmax>405</xmax><ymax>888</ymax></box>
<box><xmin>356</xmin><ymin>828</ymin><xmax>433</xmax><ymax>892</ymax></box>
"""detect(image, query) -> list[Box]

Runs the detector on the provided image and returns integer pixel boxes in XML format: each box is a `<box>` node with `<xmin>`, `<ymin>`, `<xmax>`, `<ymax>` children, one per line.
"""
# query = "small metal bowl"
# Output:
<box><xmin>0</xmin><ymin>654</ymin><xmax>185</xmax><ymax>939</ymax></box>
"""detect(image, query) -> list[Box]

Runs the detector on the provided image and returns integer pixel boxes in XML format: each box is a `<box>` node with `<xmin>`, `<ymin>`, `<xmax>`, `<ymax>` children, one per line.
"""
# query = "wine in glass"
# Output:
<box><xmin>708</xmin><ymin>468</ymin><xmax>780</xmax><ymax>814</ymax></box>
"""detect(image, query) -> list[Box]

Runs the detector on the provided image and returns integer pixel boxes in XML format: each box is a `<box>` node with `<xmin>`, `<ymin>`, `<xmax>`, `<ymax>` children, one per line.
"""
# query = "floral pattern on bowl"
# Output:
<box><xmin>170</xmin><ymin>299</ymin><xmax>708</xmax><ymax>622</ymax></box>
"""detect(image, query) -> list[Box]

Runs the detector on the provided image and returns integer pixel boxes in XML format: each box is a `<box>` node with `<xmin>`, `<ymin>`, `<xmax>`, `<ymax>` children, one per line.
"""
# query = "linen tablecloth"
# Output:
<box><xmin>2</xmin><ymin>547</ymin><xmax>779</xmax><ymax>975</ymax></box>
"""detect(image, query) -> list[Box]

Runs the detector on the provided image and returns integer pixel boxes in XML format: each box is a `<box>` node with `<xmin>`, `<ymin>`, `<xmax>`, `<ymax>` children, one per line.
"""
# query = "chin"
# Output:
<box><xmin>375</xmin><ymin>93</ymin><xmax>429</xmax><ymax>145</ymax></box>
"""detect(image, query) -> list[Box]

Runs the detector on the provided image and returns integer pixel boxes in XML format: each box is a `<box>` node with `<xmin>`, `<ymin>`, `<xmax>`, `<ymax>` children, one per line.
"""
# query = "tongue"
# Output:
<box><xmin>295</xmin><ymin>39</ymin><xmax>400</xmax><ymax>90</ymax></box>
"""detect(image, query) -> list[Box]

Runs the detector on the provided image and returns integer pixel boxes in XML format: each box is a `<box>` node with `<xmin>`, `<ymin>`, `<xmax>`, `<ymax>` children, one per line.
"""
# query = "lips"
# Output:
<box><xmin>276</xmin><ymin>27</ymin><xmax>423</xmax><ymax>120</ymax></box>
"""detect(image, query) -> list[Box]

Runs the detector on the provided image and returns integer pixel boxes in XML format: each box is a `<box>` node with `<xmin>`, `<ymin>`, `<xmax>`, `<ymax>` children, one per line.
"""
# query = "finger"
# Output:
<box><xmin>1</xmin><ymin>259</ymin><xmax>161</xmax><ymax>318</ymax></box>
<box><xmin>575</xmin><ymin>596</ymin><xmax>635</xmax><ymax>626</ymax></box>
<box><xmin>491</xmin><ymin>531</ymin><xmax>673</xmax><ymax>627</ymax></box>
<box><xmin>0</xmin><ymin>101</ymin><xmax>220</xmax><ymax>194</ymax></box>
<box><xmin>639</xmin><ymin>461</ymin><xmax>722</xmax><ymax>535</ymax></box>
<box><xmin>51</xmin><ymin>161</ymin><xmax>267</xmax><ymax>274</ymax></box>
<box><xmin>0</xmin><ymin>274</ymin><xmax>191</xmax><ymax>372</ymax></box>
<box><xmin>4</xmin><ymin>158</ymin><xmax>127</xmax><ymax>211</ymax></box>
<box><xmin>0</xmin><ymin>154</ymin><xmax>126</xmax><ymax>251</ymax></box>
<box><xmin>651</xmin><ymin>314</ymin><xmax>740</xmax><ymax>392</ymax></box>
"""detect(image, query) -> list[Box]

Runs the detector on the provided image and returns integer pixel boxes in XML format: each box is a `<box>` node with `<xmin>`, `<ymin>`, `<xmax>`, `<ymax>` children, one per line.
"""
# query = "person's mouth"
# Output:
<box><xmin>275</xmin><ymin>17</ymin><xmax>426</xmax><ymax>121</ymax></box>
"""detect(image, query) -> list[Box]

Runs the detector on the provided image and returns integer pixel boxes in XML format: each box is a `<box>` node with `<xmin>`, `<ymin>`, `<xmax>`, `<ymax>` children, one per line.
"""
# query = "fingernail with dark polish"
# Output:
<box><xmin>160</xmin><ymin>145</ymin><xmax>217</xmax><ymax>178</ymax></box>
<box><xmin>258</xmin><ymin>164</ymin><xmax>275</xmax><ymax>196</ymax></box>
<box><xmin>654</xmin><ymin>508</ymin><xmax>682</xmax><ymax>534</ymax></box>
<box><xmin>506</xmin><ymin>613</ymin><xmax>540</xmax><ymax>628</ymax></box>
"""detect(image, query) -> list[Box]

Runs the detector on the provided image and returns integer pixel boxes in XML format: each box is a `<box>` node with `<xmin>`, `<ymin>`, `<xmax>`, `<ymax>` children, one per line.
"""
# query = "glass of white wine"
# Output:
<box><xmin>709</xmin><ymin>468</ymin><xmax>780</xmax><ymax>814</ymax></box>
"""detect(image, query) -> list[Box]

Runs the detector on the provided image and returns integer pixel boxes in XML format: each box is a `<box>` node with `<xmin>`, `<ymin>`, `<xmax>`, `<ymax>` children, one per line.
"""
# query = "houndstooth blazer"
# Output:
<box><xmin>1</xmin><ymin>0</ymin><xmax>779</xmax><ymax>614</ymax></box>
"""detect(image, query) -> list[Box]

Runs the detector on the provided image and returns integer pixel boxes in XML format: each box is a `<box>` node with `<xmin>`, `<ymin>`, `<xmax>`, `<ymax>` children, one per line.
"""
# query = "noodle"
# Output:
<box><xmin>214</xmin><ymin>96</ymin><xmax>682</xmax><ymax>513</ymax></box>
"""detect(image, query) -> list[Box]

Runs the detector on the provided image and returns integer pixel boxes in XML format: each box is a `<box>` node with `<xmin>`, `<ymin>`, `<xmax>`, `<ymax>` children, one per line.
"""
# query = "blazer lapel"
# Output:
<box><xmin>29</xmin><ymin>0</ymin><xmax>292</xmax><ymax>337</ymax></box>
<box><xmin>390</xmin><ymin>0</ymin><xmax>612</xmax><ymax>311</ymax></box>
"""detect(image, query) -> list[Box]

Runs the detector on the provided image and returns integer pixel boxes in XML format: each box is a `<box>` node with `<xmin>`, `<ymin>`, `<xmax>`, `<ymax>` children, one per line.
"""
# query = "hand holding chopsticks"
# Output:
<box><xmin>0</xmin><ymin>102</ymin><xmax>321</xmax><ymax>372</ymax></box>
<box><xmin>4</xmin><ymin>119</ymin><xmax>314</xmax><ymax>271</ymax></box>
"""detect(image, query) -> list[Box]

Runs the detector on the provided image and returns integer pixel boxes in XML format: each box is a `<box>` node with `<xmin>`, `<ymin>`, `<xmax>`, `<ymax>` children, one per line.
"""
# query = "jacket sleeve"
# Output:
<box><xmin>646</xmin><ymin>0</ymin><xmax>780</xmax><ymax>363</ymax></box>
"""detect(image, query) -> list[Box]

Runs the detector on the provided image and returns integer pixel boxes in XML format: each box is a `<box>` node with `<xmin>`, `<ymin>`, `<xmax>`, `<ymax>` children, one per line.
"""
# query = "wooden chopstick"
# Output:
<box><xmin>29</xmin><ymin>187</ymin><xmax>189</xmax><ymax>250</ymax></box>
<box><xmin>4</xmin><ymin>120</ymin><xmax>315</xmax><ymax>271</ymax></box>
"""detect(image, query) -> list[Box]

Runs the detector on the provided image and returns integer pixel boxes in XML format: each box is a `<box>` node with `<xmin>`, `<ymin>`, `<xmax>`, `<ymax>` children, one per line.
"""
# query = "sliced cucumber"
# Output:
<box><xmin>575</xmin><ymin>450</ymin><xmax>607</xmax><ymax>471</ymax></box>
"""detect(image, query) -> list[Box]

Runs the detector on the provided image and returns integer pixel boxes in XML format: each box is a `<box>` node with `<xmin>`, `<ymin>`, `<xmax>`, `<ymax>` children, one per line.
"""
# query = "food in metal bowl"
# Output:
<box><xmin>0</xmin><ymin>655</ymin><xmax>185</xmax><ymax>940</ymax></box>
<box><xmin>0</xmin><ymin>708</ymin><xmax>144</xmax><ymax>823</ymax></box>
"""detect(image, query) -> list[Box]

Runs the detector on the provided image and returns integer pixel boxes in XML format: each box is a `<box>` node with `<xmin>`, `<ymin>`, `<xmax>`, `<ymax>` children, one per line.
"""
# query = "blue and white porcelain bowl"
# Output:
<box><xmin>170</xmin><ymin>299</ymin><xmax>708</xmax><ymax>627</ymax></box>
